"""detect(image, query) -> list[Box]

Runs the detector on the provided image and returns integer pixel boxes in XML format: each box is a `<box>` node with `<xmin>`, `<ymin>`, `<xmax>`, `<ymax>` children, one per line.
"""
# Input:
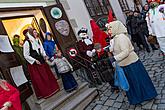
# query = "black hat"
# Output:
<box><xmin>23</xmin><ymin>29</ymin><xmax>28</xmax><ymax>36</ymax></box>
<box><xmin>77</xmin><ymin>28</ymin><xmax>88</xmax><ymax>36</ymax></box>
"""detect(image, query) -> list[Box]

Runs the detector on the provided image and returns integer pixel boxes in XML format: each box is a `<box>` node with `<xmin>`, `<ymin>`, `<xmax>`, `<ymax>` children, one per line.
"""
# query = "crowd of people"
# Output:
<box><xmin>0</xmin><ymin>0</ymin><xmax>164</xmax><ymax>109</ymax></box>
<box><xmin>126</xmin><ymin>6</ymin><xmax>157</xmax><ymax>52</ymax></box>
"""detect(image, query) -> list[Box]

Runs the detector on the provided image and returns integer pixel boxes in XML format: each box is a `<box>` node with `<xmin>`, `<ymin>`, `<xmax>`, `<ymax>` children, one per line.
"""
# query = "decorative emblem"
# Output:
<box><xmin>55</xmin><ymin>20</ymin><xmax>70</xmax><ymax>36</ymax></box>
<box><xmin>69</xmin><ymin>48</ymin><xmax>77</xmax><ymax>57</ymax></box>
<box><xmin>50</xmin><ymin>7</ymin><xmax>62</xmax><ymax>19</ymax></box>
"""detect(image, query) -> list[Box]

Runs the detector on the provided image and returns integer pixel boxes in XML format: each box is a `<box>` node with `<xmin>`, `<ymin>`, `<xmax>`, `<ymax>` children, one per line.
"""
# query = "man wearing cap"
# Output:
<box><xmin>146</xmin><ymin>0</ymin><xmax>165</xmax><ymax>54</ymax></box>
<box><xmin>77</xmin><ymin>28</ymin><xmax>96</xmax><ymax>60</ymax></box>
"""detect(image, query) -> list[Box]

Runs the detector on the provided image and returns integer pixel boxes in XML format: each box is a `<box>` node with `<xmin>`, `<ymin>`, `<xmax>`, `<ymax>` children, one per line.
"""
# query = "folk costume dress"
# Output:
<box><xmin>108</xmin><ymin>21</ymin><xmax>157</xmax><ymax>105</ymax></box>
<box><xmin>77</xmin><ymin>28</ymin><xmax>102</xmax><ymax>85</ymax></box>
<box><xmin>146</xmin><ymin>4</ymin><xmax>165</xmax><ymax>53</ymax></box>
<box><xmin>23</xmin><ymin>33</ymin><xmax>59</xmax><ymax>99</ymax></box>
<box><xmin>0</xmin><ymin>81</ymin><xmax>22</xmax><ymax>110</ymax></box>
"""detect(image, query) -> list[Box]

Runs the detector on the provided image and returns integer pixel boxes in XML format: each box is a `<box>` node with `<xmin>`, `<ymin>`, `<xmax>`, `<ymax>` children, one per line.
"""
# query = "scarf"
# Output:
<box><xmin>27</xmin><ymin>32</ymin><xmax>41</xmax><ymax>54</ymax></box>
<box><xmin>108</xmin><ymin>20</ymin><xmax>128</xmax><ymax>37</ymax></box>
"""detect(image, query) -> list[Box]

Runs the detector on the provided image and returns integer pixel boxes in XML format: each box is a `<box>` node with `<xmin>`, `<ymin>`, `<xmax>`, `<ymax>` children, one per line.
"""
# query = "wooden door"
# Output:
<box><xmin>0</xmin><ymin>19</ymin><xmax>33</xmax><ymax>102</ymax></box>
<box><xmin>43</xmin><ymin>4</ymin><xmax>77</xmax><ymax>55</ymax></box>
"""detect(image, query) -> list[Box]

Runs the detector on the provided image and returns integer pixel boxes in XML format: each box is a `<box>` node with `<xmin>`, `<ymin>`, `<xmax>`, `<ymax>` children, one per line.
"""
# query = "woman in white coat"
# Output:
<box><xmin>106</xmin><ymin>20</ymin><xmax>157</xmax><ymax>105</ymax></box>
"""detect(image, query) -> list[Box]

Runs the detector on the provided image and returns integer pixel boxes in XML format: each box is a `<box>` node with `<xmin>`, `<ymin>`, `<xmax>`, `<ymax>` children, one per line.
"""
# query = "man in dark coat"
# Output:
<box><xmin>128</xmin><ymin>11</ymin><xmax>151</xmax><ymax>52</ymax></box>
<box><xmin>126</xmin><ymin>11</ymin><xmax>143</xmax><ymax>50</ymax></box>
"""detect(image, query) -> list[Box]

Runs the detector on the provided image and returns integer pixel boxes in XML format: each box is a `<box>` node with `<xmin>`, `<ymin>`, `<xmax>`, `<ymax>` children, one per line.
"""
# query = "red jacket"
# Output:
<box><xmin>0</xmin><ymin>81</ymin><xmax>22</xmax><ymax>110</ymax></box>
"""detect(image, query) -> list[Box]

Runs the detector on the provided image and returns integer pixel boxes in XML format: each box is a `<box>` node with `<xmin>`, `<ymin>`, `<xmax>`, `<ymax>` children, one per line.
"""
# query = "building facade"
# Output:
<box><xmin>0</xmin><ymin>0</ymin><xmax>147</xmax><ymax>38</ymax></box>
<box><xmin>0</xmin><ymin>0</ymin><xmax>147</xmax><ymax>109</ymax></box>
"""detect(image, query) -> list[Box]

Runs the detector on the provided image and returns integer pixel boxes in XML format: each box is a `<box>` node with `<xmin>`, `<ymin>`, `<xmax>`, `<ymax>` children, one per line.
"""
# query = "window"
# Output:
<box><xmin>84</xmin><ymin>0</ymin><xmax>112</xmax><ymax>17</ymax></box>
<box><xmin>84</xmin><ymin>0</ymin><xmax>113</xmax><ymax>30</ymax></box>
<box><xmin>118</xmin><ymin>0</ymin><xmax>129</xmax><ymax>12</ymax></box>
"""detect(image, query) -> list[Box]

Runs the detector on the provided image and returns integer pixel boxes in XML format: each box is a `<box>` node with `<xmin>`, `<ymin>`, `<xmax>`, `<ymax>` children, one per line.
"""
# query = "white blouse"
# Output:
<box><xmin>23</xmin><ymin>39</ymin><xmax>46</xmax><ymax>64</ymax></box>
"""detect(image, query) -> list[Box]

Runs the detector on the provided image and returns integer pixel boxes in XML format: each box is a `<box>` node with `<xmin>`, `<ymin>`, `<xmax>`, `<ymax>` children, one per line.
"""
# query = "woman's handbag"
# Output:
<box><xmin>147</xmin><ymin>35</ymin><xmax>157</xmax><ymax>44</ymax></box>
<box><xmin>114</xmin><ymin>64</ymin><xmax>129</xmax><ymax>91</ymax></box>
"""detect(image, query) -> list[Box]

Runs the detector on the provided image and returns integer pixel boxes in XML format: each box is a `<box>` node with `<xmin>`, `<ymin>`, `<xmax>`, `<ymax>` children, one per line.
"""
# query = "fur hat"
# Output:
<box><xmin>77</xmin><ymin>28</ymin><xmax>88</xmax><ymax>36</ymax></box>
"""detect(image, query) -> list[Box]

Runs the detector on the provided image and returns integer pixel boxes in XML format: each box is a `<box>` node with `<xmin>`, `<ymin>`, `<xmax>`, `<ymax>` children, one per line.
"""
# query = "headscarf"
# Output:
<box><xmin>107</xmin><ymin>20</ymin><xmax>128</xmax><ymax>37</ymax></box>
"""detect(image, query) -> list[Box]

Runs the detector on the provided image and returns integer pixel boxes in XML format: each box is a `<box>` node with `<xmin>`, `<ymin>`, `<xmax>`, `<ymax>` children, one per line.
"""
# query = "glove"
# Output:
<box><xmin>92</xmin><ymin>49</ymin><xmax>96</xmax><ymax>53</ymax></box>
<box><xmin>86</xmin><ymin>51</ymin><xmax>93</xmax><ymax>57</ymax></box>
<box><xmin>109</xmin><ymin>56</ymin><xmax>116</xmax><ymax>63</ymax></box>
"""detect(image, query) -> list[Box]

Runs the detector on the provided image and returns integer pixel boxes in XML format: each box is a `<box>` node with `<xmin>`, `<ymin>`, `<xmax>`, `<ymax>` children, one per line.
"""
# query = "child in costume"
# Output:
<box><xmin>92</xmin><ymin>43</ymin><xmax>119</xmax><ymax>92</ymax></box>
<box><xmin>43</xmin><ymin>32</ymin><xmax>60</xmax><ymax>78</ymax></box>
<box><xmin>47</xmin><ymin>50</ymin><xmax>78</xmax><ymax>92</ymax></box>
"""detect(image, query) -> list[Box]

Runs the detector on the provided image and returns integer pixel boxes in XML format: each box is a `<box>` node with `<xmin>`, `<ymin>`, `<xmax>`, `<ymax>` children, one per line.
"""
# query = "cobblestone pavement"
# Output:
<box><xmin>85</xmin><ymin>50</ymin><xmax>165</xmax><ymax>110</ymax></box>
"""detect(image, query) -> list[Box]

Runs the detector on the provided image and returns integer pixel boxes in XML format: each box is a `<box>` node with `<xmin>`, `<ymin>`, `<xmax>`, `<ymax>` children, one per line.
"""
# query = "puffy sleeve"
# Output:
<box><xmin>23</xmin><ymin>41</ymin><xmax>36</xmax><ymax>64</ymax></box>
<box><xmin>39</xmin><ymin>40</ymin><xmax>47</xmax><ymax>57</ymax></box>
<box><xmin>114</xmin><ymin>35</ymin><xmax>131</xmax><ymax>61</ymax></box>
<box><xmin>63</xmin><ymin>57</ymin><xmax>73</xmax><ymax>69</ymax></box>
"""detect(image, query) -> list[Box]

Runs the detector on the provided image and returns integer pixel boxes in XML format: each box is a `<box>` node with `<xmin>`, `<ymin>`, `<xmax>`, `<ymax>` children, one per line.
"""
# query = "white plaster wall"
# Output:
<box><xmin>142</xmin><ymin>0</ymin><xmax>147</xmax><ymax>6</ymax></box>
<box><xmin>61</xmin><ymin>0</ymin><xmax>92</xmax><ymax>39</ymax></box>
<box><xmin>127</xmin><ymin>0</ymin><xmax>135</xmax><ymax>11</ymax></box>
<box><xmin>109</xmin><ymin>0</ymin><xmax>126</xmax><ymax>24</ymax></box>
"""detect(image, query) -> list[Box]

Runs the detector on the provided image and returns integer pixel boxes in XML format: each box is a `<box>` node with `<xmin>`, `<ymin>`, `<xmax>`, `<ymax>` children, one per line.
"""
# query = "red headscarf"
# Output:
<box><xmin>90</xmin><ymin>19</ymin><xmax>107</xmax><ymax>48</ymax></box>
<box><xmin>148</xmin><ymin>0</ymin><xmax>160</xmax><ymax>3</ymax></box>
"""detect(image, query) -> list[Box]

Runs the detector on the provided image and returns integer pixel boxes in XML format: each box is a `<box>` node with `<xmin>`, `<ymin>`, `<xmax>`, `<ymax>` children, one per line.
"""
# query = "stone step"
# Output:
<box><xmin>35</xmin><ymin>76</ymin><xmax>81</xmax><ymax>106</ymax></box>
<box><xmin>60</xmin><ymin>88</ymin><xmax>98</xmax><ymax>110</ymax></box>
<box><xmin>37</xmin><ymin>82</ymin><xmax>88</xmax><ymax>110</ymax></box>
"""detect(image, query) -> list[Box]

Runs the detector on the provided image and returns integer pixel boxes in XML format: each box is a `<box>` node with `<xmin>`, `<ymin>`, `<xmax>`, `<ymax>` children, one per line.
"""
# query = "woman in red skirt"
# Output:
<box><xmin>23</xmin><ymin>28</ymin><xmax>59</xmax><ymax>99</ymax></box>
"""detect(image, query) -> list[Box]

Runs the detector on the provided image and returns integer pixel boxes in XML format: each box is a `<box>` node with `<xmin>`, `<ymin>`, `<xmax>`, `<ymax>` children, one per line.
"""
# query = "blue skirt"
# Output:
<box><xmin>61</xmin><ymin>71</ymin><xmax>78</xmax><ymax>92</ymax></box>
<box><xmin>122</xmin><ymin>60</ymin><xmax>157</xmax><ymax>105</ymax></box>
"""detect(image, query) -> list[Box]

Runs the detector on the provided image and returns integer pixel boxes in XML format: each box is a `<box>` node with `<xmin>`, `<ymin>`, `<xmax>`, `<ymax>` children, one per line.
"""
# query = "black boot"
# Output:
<box><xmin>146</xmin><ymin>48</ymin><xmax>151</xmax><ymax>53</ymax></box>
<box><xmin>150</xmin><ymin>44</ymin><xmax>158</xmax><ymax>51</ymax></box>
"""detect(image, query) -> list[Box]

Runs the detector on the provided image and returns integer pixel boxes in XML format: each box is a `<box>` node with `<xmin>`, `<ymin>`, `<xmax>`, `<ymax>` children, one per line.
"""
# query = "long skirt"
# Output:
<box><xmin>28</xmin><ymin>63</ymin><xmax>60</xmax><ymax>99</ymax></box>
<box><xmin>122</xmin><ymin>60</ymin><xmax>157</xmax><ymax>105</ymax></box>
<box><xmin>60</xmin><ymin>71</ymin><xmax>78</xmax><ymax>92</ymax></box>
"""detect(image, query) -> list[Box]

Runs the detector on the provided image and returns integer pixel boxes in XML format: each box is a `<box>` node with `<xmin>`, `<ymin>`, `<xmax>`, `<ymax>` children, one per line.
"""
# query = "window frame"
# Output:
<box><xmin>84</xmin><ymin>0</ymin><xmax>112</xmax><ymax>18</ymax></box>
<box><xmin>118</xmin><ymin>0</ymin><xmax>129</xmax><ymax>12</ymax></box>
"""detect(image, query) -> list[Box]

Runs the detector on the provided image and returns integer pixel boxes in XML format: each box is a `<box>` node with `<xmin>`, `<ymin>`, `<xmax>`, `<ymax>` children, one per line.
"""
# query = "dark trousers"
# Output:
<box><xmin>134</xmin><ymin>32</ymin><xmax>150</xmax><ymax>51</ymax></box>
